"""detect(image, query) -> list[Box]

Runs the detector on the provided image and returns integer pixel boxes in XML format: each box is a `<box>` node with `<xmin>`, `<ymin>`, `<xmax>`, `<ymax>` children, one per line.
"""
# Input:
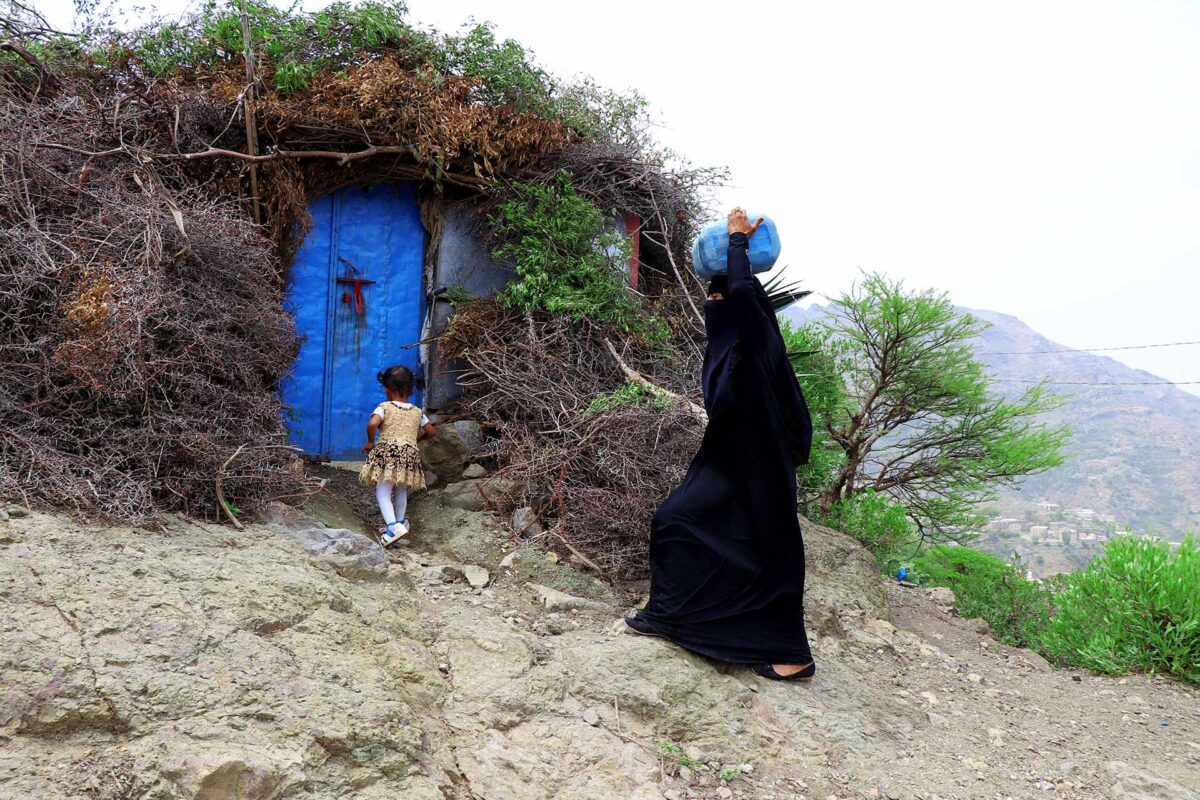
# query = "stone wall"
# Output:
<box><xmin>424</xmin><ymin>205</ymin><xmax>514</xmax><ymax>410</ymax></box>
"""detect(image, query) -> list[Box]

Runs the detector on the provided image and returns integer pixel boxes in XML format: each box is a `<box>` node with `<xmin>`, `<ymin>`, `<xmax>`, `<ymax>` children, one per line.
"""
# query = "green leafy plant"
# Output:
<box><xmin>490</xmin><ymin>171</ymin><xmax>665</xmax><ymax>342</ymax></box>
<box><xmin>272</xmin><ymin>59</ymin><xmax>319</xmax><ymax>94</ymax></box>
<box><xmin>657</xmin><ymin>741</ymin><xmax>697</xmax><ymax>768</ymax></box>
<box><xmin>1040</xmin><ymin>534</ymin><xmax>1199</xmax><ymax>683</ymax></box>
<box><xmin>583</xmin><ymin>382</ymin><xmax>672</xmax><ymax>417</ymax></box>
<box><xmin>719</xmin><ymin>768</ymin><xmax>742</xmax><ymax>783</ymax></box>
<box><xmin>439</xmin><ymin>21</ymin><xmax>552</xmax><ymax>113</ymax></box>
<box><xmin>75</xmin><ymin>0</ymin><xmax>655</xmax><ymax>124</ymax></box>
<box><xmin>762</xmin><ymin>271</ymin><xmax>811</xmax><ymax>313</ymax></box>
<box><xmin>89</xmin><ymin>1</ymin><xmax>430</xmax><ymax>93</ymax></box>
<box><xmin>812</xmin><ymin>489</ymin><xmax>914</xmax><ymax>565</ymax></box>
<box><xmin>909</xmin><ymin>545</ymin><xmax>1054</xmax><ymax>649</ymax></box>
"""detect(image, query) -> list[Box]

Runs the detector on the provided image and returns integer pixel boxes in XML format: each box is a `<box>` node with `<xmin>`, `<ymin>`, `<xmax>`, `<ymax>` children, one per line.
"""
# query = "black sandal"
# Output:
<box><xmin>624</xmin><ymin>615</ymin><xmax>663</xmax><ymax>638</ymax></box>
<box><xmin>752</xmin><ymin>662</ymin><xmax>816</xmax><ymax>681</ymax></box>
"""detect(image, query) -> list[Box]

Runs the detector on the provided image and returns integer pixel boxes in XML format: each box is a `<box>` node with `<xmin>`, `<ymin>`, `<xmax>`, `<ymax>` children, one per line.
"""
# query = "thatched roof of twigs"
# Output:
<box><xmin>0</xmin><ymin>2</ymin><xmax>727</xmax><ymax>574</ymax></box>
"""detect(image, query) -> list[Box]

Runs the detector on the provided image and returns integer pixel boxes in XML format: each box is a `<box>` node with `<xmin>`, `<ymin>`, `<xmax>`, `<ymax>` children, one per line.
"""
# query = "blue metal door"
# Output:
<box><xmin>283</xmin><ymin>183</ymin><xmax>425</xmax><ymax>459</ymax></box>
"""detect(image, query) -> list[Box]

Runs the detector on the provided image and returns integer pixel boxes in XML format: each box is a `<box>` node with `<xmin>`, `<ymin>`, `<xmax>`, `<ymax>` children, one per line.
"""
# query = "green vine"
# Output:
<box><xmin>490</xmin><ymin>171</ymin><xmax>667</xmax><ymax>342</ymax></box>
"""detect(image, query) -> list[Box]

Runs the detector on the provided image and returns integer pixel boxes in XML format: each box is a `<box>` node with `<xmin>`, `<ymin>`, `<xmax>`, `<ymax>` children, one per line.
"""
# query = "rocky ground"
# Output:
<box><xmin>1</xmin><ymin>462</ymin><xmax>1197</xmax><ymax>800</ymax></box>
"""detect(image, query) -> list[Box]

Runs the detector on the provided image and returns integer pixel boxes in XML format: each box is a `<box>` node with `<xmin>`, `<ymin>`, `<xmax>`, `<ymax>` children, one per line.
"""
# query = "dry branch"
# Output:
<box><xmin>0</xmin><ymin>39</ymin><xmax>57</xmax><ymax>90</ymax></box>
<box><xmin>442</xmin><ymin>301</ymin><xmax>706</xmax><ymax>578</ymax></box>
<box><xmin>216</xmin><ymin>445</ymin><xmax>248</xmax><ymax>529</ymax></box>
<box><xmin>0</xmin><ymin>70</ymin><xmax>309</xmax><ymax>521</ymax></box>
<box><xmin>604</xmin><ymin>339</ymin><xmax>706</xmax><ymax>420</ymax></box>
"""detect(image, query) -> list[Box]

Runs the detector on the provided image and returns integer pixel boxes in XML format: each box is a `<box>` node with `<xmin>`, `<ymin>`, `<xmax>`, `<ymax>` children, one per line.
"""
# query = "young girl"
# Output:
<box><xmin>360</xmin><ymin>365</ymin><xmax>436</xmax><ymax>546</ymax></box>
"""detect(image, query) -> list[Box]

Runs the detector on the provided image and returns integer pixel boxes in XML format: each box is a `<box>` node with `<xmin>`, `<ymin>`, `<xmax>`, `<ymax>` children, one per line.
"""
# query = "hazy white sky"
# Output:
<box><xmin>38</xmin><ymin>0</ymin><xmax>1200</xmax><ymax>392</ymax></box>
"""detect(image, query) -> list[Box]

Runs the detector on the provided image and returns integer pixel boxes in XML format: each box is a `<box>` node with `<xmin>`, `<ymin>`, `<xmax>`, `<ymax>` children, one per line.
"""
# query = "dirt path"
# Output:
<box><xmin>367</xmin><ymin>484</ymin><xmax>1200</xmax><ymax>800</ymax></box>
<box><xmin>858</xmin><ymin>583</ymin><xmax>1199</xmax><ymax>798</ymax></box>
<box><xmin>399</xmin><ymin>488</ymin><xmax>1197</xmax><ymax>798</ymax></box>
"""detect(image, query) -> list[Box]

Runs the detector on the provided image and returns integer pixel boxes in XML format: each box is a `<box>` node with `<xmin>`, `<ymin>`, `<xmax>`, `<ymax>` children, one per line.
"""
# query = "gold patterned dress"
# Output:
<box><xmin>359</xmin><ymin>401</ymin><xmax>428</xmax><ymax>491</ymax></box>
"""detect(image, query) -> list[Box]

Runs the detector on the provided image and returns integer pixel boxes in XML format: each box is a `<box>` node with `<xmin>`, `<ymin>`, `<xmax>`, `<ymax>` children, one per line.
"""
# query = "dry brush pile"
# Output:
<box><xmin>441</xmin><ymin>300</ymin><xmax>708</xmax><ymax>578</ymax></box>
<box><xmin>0</xmin><ymin>72</ymin><xmax>302</xmax><ymax>520</ymax></box>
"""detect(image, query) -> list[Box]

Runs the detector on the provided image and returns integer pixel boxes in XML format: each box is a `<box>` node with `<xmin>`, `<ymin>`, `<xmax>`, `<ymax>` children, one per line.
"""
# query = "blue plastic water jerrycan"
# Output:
<box><xmin>691</xmin><ymin>214</ymin><xmax>782</xmax><ymax>280</ymax></box>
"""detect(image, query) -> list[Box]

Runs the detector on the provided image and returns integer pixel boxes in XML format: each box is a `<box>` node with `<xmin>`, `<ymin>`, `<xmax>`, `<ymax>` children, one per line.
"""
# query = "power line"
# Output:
<box><xmin>980</xmin><ymin>338</ymin><xmax>1200</xmax><ymax>355</ymax></box>
<box><xmin>992</xmin><ymin>379</ymin><xmax>1200</xmax><ymax>386</ymax></box>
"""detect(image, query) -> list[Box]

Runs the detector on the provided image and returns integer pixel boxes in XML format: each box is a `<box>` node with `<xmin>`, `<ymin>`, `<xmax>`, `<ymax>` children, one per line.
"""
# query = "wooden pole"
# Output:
<box><xmin>239</xmin><ymin>0</ymin><xmax>263</xmax><ymax>226</ymax></box>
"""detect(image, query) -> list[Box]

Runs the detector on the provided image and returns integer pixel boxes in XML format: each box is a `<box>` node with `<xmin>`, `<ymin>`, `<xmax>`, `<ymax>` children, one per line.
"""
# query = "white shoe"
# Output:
<box><xmin>379</xmin><ymin>521</ymin><xmax>407</xmax><ymax>548</ymax></box>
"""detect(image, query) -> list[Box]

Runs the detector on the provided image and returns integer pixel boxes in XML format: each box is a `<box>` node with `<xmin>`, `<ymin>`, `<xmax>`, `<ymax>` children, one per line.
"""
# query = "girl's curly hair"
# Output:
<box><xmin>377</xmin><ymin>365</ymin><xmax>415</xmax><ymax>395</ymax></box>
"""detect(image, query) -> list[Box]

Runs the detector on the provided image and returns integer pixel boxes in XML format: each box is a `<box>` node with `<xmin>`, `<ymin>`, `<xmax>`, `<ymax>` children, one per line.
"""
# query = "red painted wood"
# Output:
<box><xmin>624</xmin><ymin>214</ymin><xmax>641</xmax><ymax>289</ymax></box>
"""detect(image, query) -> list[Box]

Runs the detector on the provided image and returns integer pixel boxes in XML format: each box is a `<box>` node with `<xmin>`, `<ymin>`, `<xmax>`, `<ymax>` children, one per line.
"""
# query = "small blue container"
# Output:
<box><xmin>691</xmin><ymin>214</ymin><xmax>782</xmax><ymax>281</ymax></box>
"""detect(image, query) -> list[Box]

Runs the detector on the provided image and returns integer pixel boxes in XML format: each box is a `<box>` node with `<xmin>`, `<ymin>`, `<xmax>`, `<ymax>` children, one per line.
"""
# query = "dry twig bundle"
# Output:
<box><xmin>443</xmin><ymin>300</ymin><xmax>706</xmax><ymax>578</ymax></box>
<box><xmin>0</xmin><ymin>73</ymin><xmax>303</xmax><ymax>520</ymax></box>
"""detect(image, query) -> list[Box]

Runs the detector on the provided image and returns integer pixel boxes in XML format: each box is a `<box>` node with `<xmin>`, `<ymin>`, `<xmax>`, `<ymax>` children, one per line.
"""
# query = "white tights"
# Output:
<box><xmin>375</xmin><ymin>481</ymin><xmax>409</xmax><ymax>526</ymax></box>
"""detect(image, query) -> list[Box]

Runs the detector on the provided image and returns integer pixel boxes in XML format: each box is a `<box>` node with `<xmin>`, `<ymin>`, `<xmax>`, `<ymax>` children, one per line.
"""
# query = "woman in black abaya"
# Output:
<box><xmin>627</xmin><ymin>208</ymin><xmax>816</xmax><ymax>681</ymax></box>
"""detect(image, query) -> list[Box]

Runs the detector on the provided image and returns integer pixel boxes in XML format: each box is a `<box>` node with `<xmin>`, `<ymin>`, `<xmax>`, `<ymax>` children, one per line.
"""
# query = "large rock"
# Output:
<box><xmin>407</xmin><ymin>499</ymin><xmax>511</xmax><ymax>571</ymax></box>
<box><xmin>263</xmin><ymin>501</ymin><xmax>388</xmax><ymax>580</ymax></box>
<box><xmin>925</xmin><ymin>586</ymin><xmax>957</xmax><ymax>612</ymax></box>
<box><xmin>0</xmin><ymin>510</ymin><xmax>457</xmax><ymax>799</ymax></box>
<box><xmin>452</xmin><ymin>420</ymin><xmax>486</xmax><ymax>454</ymax></box>
<box><xmin>511</xmin><ymin>506</ymin><xmax>543</xmax><ymax>536</ymax></box>
<box><xmin>420</xmin><ymin>425</ymin><xmax>470</xmax><ymax>484</ymax></box>
<box><xmin>1105</xmin><ymin>760</ymin><xmax>1199</xmax><ymax>799</ymax></box>
<box><xmin>801</xmin><ymin>516</ymin><xmax>890</xmax><ymax>622</ymax></box>
<box><xmin>4</xmin><ymin>496</ymin><xmax>1194</xmax><ymax>799</ymax></box>
<box><xmin>437</xmin><ymin>608</ymin><xmax>667</xmax><ymax>799</ymax></box>
<box><xmin>440</xmin><ymin>476</ymin><xmax>520</xmax><ymax>513</ymax></box>
<box><xmin>0</xmin><ymin>505</ymin><xmax>885</xmax><ymax>798</ymax></box>
<box><xmin>442</xmin><ymin>479</ymin><xmax>488</xmax><ymax>512</ymax></box>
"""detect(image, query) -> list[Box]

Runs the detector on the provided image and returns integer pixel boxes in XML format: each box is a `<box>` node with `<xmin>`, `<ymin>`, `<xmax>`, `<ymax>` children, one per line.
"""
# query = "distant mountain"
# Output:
<box><xmin>781</xmin><ymin>303</ymin><xmax>1200</xmax><ymax>539</ymax></box>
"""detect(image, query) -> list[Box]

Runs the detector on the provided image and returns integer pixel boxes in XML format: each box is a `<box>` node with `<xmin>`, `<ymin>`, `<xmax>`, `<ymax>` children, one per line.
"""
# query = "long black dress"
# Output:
<box><xmin>637</xmin><ymin>231</ymin><xmax>814</xmax><ymax>665</ymax></box>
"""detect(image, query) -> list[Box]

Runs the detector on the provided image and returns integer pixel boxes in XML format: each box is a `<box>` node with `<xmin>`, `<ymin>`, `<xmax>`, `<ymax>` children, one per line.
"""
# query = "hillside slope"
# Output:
<box><xmin>968</xmin><ymin>307</ymin><xmax>1200</xmax><ymax>537</ymax></box>
<box><xmin>782</xmin><ymin>303</ymin><xmax>1200</xmax><ymax>539</ymax></box>
<box><xmin>2</xmin><ymin>478</ymin><xmax>1197</xmax><ymax>800</ymax></box>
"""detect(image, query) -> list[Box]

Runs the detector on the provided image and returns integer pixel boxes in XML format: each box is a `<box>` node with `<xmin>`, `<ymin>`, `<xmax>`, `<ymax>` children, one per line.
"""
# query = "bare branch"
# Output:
<box><xmin>1</xmin><ymin>39</ymin><xmax>58</xmax><ymax>91</ymax></box>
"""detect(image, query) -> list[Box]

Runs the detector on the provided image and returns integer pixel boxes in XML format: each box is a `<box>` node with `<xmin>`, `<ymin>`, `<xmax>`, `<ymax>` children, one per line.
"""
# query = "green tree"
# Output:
<box><xmin>780</xmin><ymin>320</ymin><xmax>845</xmax><ymax>499</ymax></box>
<box><xmin>809</xmin><ymin>273</ymin><xmax>1069</xmax><ymax>543</ymax></box>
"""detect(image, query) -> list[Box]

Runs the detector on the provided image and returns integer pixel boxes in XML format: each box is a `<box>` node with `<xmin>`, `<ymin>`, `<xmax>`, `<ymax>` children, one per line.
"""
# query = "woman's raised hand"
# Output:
<box><xmin>727</xmin><ymin>207</ymin><xmax>764</xmax><ymax>237</ymax></box>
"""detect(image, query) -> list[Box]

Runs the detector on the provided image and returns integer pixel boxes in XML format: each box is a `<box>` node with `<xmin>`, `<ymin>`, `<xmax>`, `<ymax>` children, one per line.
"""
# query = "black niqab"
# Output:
<box><xmin>637</xmin><ymin>232</ymin><xmax>814</xmax><ymax>664</ymax></box>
